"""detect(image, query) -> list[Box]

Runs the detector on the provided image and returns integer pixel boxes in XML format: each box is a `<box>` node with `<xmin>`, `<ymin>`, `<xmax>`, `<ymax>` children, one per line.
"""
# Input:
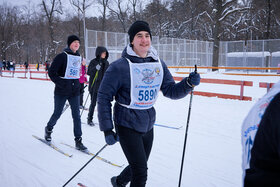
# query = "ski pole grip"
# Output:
<box><xmin>194</xmin><ymin>65</ymin><xmax>197</xmax><ymax>73</ymax></box>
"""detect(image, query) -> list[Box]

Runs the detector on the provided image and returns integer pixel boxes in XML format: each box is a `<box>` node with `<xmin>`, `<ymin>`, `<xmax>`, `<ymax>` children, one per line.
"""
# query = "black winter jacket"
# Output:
<box><xmin>48</xmin><ymin>48</ymin><xmax>81</xmax><ymax>96</ymax></box>
<box><xmin>87</xmin><ymin>46</ymin><xmax>109</xmax><ymax>93</ymax></box>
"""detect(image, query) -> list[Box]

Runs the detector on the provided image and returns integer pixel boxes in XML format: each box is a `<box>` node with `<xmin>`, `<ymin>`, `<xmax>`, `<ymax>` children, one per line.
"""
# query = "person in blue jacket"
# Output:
<box><xmin>45</xmin><ymin>35</ymin><xmax>87</xmax><ymax>151</ymax></box>
<box><xmin>97</xmin><ymin>21</ymin><xmax>200</xmax><ymax>187</ymax></box>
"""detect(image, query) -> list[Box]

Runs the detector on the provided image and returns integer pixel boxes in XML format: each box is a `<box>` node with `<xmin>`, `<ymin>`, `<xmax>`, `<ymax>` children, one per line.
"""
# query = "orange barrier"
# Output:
<box><xmin>0</xmin><ymin>71</ymin><xmax>258</xmax><ymax>101</ymax></box>
<box><xmin>16</xmin><ymin>71</ymin><xmax>28</xmax><ymax>79</ymax></box>
<box><xmin>169</xmin><ymin>66</ymin><xmax>280</xmax><ymax>70</ymax></box>
<box><xmin>173</xmin><ymin>77</ymin><xmax>253</xmax><ymax>101</ymax></box>
<box><xmin>1</xmin><ymin>70</ymin><xmax>15</xmax><ymax>78</ymax></box>
<box><xmin>172</xmin><ymin>66</ymin><xmax>280</xmax><ymax>76</ymax></box>
<box><xmin>176</xmin><ymin>72</ymin><xmax>280</xmax><ymax>76</ymax></box>
<box><xmin>29</xmin><ymin>71</ymin><xmax>50</xmax><ymax>81</ymax></box>
<box><xmin>222</xmin><ymin>73</ymin><xmax>280</xmax><ymax>76</ymax></box>
<box><xmin>1</xmin><ymin>70</ymin><xmax>29</xmax><ymax>78</ymax></box>
<box><xmin>259</xmin><ymin>82</ymin><xmax>275</xmax><ymax>92</ymax></box>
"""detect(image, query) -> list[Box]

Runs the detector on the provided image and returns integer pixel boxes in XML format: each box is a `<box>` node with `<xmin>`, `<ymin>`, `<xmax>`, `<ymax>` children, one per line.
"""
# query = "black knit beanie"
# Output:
<box><xmin>128</xmin><ymin>20</ymin><xmax>152</xmax><ymax>43</ymax></box>
<box><xmin>67</xmin><ymin>35</ymin><xmax>80</xmax><ymax>47</ymax></box>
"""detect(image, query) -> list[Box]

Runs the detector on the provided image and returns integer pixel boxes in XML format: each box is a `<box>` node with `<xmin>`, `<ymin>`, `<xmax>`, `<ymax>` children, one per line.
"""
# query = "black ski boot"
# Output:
<box><xmin>111</xmin><ymin>176</ymin><xmax>127</xmax><ymax>187</ymax></box>
<box><xmin>75</xmin><ymin>137</ymin><xmax>87</xmax><ymax>151</ymax></box>
<box><xmin>44</xmin><ymin>126</ymin><xmax>52</xmax><ymax>142</ymax></box>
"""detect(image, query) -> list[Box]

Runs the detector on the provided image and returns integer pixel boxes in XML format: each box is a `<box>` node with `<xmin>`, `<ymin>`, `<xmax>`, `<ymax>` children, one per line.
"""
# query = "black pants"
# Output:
<box><xmin>47</xmin><ymin>95</ymin><xmax>82</xmax><ymax>138</ymax></box>
<box><xmin>116</xmin><ymin>126</ymin><xmax>154</xmax><ymax>187</ymax></box>
<box><xmin>87</xmin><ymin>91</ymin><xmax>97</xmax><ymax>121</ymax></box>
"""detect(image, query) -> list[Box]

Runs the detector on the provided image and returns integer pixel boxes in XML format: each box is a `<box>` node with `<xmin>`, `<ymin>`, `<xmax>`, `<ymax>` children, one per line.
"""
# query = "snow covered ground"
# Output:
<box><xmin>0</xmin><ymin>72</ymin><xmax>278</xmax><ymax>187</ymax></box>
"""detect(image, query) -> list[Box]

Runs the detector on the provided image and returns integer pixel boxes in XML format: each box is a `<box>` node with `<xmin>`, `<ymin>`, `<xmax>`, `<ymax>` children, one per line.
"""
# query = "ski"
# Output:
<box><xmin>61</xmin><ymin>142</ymin><xmax>123</xmax><ymax>168</ymax></box>
<box><xmin>77</xmin><ymin>183</ymin><xmax>87</xmax><ymax>187</ymax></box>
<box><xmin>32</xmin><ymin>135</ymin><xmax>73</xmax><ymax>157</ymax></box>
<box><xmin>154</xmin><ymin>123</ymin><xmax>182</xmax><ymax>130</ymax></box>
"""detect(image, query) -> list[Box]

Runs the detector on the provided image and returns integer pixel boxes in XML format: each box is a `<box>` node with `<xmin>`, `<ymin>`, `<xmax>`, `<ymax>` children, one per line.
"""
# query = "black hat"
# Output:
<box><xmin>67</xmin><ymin>35</ymin><xmax>80</xmax><ymax>47</ymax></box>
<box><xmin>128</xmin><ymin>20</ymin><xmax>152</xmax><ymax>43</ymax></box>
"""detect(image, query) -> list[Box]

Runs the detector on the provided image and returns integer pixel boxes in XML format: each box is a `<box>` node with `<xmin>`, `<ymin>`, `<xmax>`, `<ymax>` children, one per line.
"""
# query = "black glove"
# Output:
<box><xmin>104</xmin><ymin>130</ymin><xmax>119</xmax><ymax>145</ymax></box>
<box><xmin>187</xmin><ymin>72</ymin><xmax>200</xmax><ymax>87</ymax></box>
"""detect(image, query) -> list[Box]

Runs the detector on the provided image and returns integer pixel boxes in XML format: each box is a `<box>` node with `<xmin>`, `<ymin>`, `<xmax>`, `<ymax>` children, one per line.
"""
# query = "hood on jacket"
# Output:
<box><xmin>95</xmin><ymin>46</ymin><xmax>109</xmax><ymax>60</ymax></box>
<box><xmin>122</xmin><ymin>44</ymin><xmax>158</xmax><ymax>61</ymax></box>
<box><xmin>64</xmin><ymin>47</ymin><xmax>80</xmax><ymax>56</ymax></box>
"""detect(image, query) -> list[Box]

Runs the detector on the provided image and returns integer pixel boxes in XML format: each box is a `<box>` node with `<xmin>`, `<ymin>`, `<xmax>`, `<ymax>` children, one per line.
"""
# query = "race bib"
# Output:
<box><xmin>120</xmin><ymin>58</ymin><xmax>163</xmax><ymax>110</ymax></box>
<box><xmin>64</xmin><ymin>53</ymin><xmax>81</xmax><ymax>79</ymax></box>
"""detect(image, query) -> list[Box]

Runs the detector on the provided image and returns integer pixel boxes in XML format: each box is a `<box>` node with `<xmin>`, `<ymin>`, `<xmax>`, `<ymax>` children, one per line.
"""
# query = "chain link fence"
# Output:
<box><xmin>85</xmin><ymin>29</ymin><xmax>280</xmax><ymax>73</ymax></box>
<box><xmin>220</xmin><ymin>39</ymin><xmax>280</xmax><ymax>72</ymax></box>
<box><xmin>85</xmin><ymin>29</ymin><xmax>213</xmax><ymax>67</ymax></box>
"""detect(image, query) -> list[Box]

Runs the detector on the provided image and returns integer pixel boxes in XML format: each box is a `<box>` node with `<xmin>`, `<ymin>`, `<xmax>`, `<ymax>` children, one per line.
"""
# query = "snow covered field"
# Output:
<box><xmin>0</xmin><ymin>73</ymin><xmax>278</xmax><ymax>187</ymax></box>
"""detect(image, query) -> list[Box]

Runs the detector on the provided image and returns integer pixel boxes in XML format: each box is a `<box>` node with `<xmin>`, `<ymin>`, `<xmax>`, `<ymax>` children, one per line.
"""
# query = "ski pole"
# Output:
<box><xmin>178</xmin><ymin>65</ymin><xmax>197</xmax><ymax>187</ymax></box>
<box><xmin>80</xmin><ymin>70</ymin><xmax>99</xmax><ymax>117</ymax></box>
<box><xmin>62</xmin><ymin>144</ymin><xmax>108</xmax><ymax>187</ymax></box>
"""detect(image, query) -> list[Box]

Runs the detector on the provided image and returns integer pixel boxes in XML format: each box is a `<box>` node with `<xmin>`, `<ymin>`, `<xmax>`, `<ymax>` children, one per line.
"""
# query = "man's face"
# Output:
<box><xmin>131</xmin><ymin>31</ymin><xmax>151</xmax><ymax>57</ymax></box>
<box><xmin>70</xmin><ymin>40</ymin><xmax>80</xmax><ymax>52</ymax></box>
<box><xmin>101</xmin><ymin>52</ymin><xmax>106</xmax><ymax>59</ymax></box>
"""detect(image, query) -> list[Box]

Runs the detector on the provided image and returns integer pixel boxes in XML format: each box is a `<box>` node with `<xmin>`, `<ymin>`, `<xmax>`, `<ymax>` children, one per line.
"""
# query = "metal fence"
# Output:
<box><xmin>85</xmin><ymin>29</ymin><xmax>280</xmax><ymax>72</ymax></box>
<box><xmin>85</xmin><ymin>29</ymin><xmax>213</xmax><ymax>67</ymax></box>
<box><xmin>220</xmin><ymin>39</ymin><xmax>280</xmax><ymax>72</ymax></box>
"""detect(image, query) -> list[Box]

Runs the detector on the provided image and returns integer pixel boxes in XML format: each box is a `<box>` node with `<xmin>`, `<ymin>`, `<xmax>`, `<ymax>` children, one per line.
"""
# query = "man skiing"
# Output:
<box><xmin>97</xmin><ymin>20</ymin><xmax>200</xmax><ymax>187</ymax></box>
<box><xmin>45</xmin><ymin>35</ymin><xmax>87</xmax><ymax>151</ymax></box>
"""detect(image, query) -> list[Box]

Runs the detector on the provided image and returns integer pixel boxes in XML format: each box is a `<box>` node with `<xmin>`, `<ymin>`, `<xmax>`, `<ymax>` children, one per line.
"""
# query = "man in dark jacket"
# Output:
<box><xmin>87</xmin><ymin>46</ymin><xmax>109</xmax><ymax>126</ymax></box>
<box><xmin>97</xmin><ymin>20</ymin><xmax>200</xmax><ymax>187</ymax></box>
<box><xmin>45</xmin><ymin>35</ymin><xmax>87</xmax><ymax>151</ymax></box>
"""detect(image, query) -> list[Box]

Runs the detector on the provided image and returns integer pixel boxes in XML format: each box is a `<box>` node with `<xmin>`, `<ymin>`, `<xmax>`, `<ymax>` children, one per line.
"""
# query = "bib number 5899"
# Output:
<box><xmin>138</xmin><ymin>89</ymin><xmax>157</xmax><ymax>101</ymax></box>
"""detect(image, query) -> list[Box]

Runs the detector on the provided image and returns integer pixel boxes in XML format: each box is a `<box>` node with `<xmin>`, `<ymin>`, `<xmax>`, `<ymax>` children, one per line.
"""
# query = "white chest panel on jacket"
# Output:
<box><xmin>63</xmin><ymin>52</ymin><xmax>81</xmax><ymax>79</ymax></box>
<box><xmin>119</xmin><ymin>58</ymin><xmax>163</xmax><ymax>110</ymax></box>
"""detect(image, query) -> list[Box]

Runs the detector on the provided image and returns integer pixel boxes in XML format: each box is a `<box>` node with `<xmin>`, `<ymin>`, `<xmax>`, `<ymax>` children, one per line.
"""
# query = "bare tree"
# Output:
<box><xmin>107</xmin><ymin>0</ymin><xmax>129</xmax><ymax>32</ymax></box>
<box><xmin>168</xmin><ymin>0</ymin><xmax>208</xmax><ymax>39</ymax></box>
<box><xmin>97</xmin><ymin>0</ymin><xmax>109</xmax><ymax>31</ymax></box>
<box><xmin>250</xmin><ymin>0</ymin><xmax>280</xmax><ymax>39</ymax></box>
<box><xmin>69</xmin><ymin>0</ymin><xmax>94</xmax><ymax>57</ymax></box>
<box><xmin>0</xmin><ymin>4</ymin><xmax>24</xmax><ymax>62</ymax></box>
<box><xmin>208</xmin><ymin>0</ymin><xmax>249</xmax><ymax>70</ymax></box>
<box><xmin>129</xmin><ymin>0</ymin><xmax>139</xmax><ymax>21</ymax></box>
<box><xmin>41</xmin><ymin>0</ymin><xmax>63</xmax><ymax>59</ymax></box>
<box><xmin>142</xmin><ymin>0</ymin><xmax>170</xmax><ymax>38</ymax></box>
